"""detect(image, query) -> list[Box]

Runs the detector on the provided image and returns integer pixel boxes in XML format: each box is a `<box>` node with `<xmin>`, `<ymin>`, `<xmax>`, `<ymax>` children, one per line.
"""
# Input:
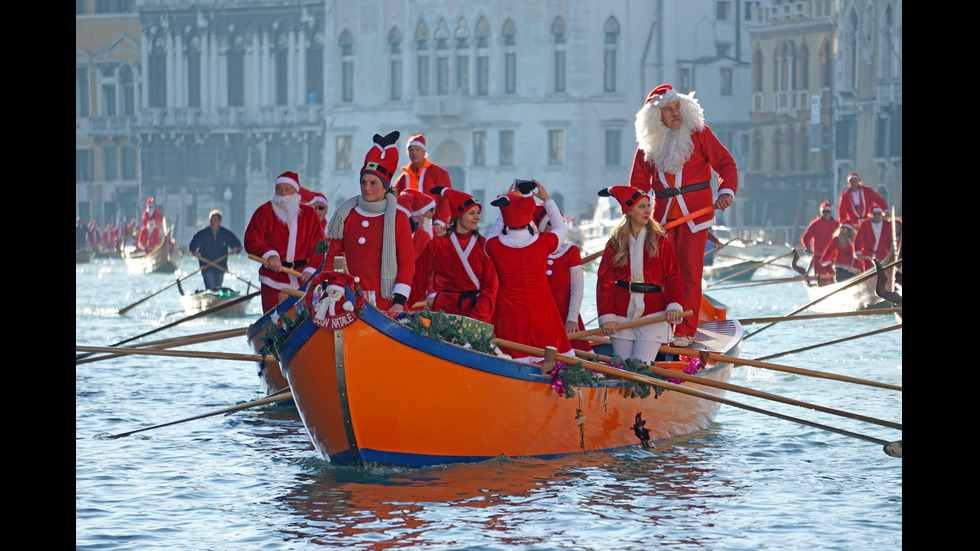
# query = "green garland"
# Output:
<box><xmin>551</xmin><ymin>354</ymin><xmax>668</xmax><ymax>400</ymax></box>
<box><xmin>259</xmin><ymin>306</ymin><xmax>310</xmax><ymax>364</ymax></box>
<box><xmin>398</xmin><ymin>310</ymin><xmax>500</xmax><ymax>355</ymax></box>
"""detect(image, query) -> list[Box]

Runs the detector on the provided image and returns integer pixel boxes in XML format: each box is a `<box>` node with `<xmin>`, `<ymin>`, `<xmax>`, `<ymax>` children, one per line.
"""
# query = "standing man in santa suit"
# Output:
<box><xmin>244</xmin><ymin>171</ymin><xmax>325</xmax><ymax>313</ymax></box>
<box><xmin>394</xmin><ymin>134</ymin><xmax>454</xmax><ymax>235</ymax></box>
<box><xmin>325</xmin><ymin>131</ymin><xmax>416</xmax><ymax>313</ymax></box>
<box><xmin>837</xmin><ymin>172</ymin><xmax>888</xmax><ymax>223</ymax></box>
<box><xmin>139</xmin><ymin>197</ymin><xmax>167</xmax><ymax>244</ymax></box>
<box><xmin>629</xmin><ymin>84</ymin><xmax>738</xmax><ymax>346</ymax></box>
<box><xmin>854</xmin><ymin>206</ymin><xmax>894</xmax><ymax>263</ymax></box>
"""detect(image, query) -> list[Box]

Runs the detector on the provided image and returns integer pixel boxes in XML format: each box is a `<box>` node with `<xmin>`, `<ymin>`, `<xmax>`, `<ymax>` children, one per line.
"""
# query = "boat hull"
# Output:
<box><xmin>279</xmin><ymin>297</ymin><xmax>740</xmax><ymax>468</ymax></box>
<box><xmin>122</xmin><ymin>239</ymin><xmax>180</xmax><ymax>274</ymax></box>
<box><xmin>246</xmin><ymin>296</ymin><xmax>302</xmax><ymax>396</ymax></box>
<box><xmin>703</xmin><ymin>260</ymin><xmax>761</xmax><ymax>281</ymax></box>
<box><xmin>179</xmin><ymin>288</ymin><xmax>251</xmax><ymax>316</ymax></box>
<box><xmin>803</xmin><ymin>269</ymin><xmax>890</xmax><ymax>313</ymax></box>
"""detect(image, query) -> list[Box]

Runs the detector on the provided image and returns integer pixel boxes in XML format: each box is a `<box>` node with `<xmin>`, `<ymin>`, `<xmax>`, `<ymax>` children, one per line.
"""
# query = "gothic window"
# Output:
<box><xmin>603</xmin><ymin>17</ymin><xmax>620</xmax><ymax>93</ymax></box>
<box><xmin>502</xmin><ymin>19</ymin><xmax>517</xmax><ymax>94</ymax></box>
<box><xmin>475</xmin><ymin>17</ymin><xmax>490</xmax><ymax>95</ymax></box>
<box><xmin>340</xmin><ymin>29</ymin><xmax>354</xmax><ymax>102</ymax></box>
<box><xmin>415</xmin><ymin>20</ymin><xmax>430</xmax><ymax>96</ymax></box>
<box><xmin>552</xmin><ymin>16</ymin><xmax>566</xmax><ymax>93</ymax></box>
<box><xmin>389</xmin><ymin>27</ymin><xmax>403</xmax><ymax>101</ymax></box>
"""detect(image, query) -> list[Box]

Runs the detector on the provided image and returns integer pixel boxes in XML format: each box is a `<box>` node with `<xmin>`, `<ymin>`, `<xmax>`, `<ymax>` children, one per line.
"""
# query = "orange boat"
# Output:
<box><xmin>273</xmin><ymin>272</ymin><xmax>743</xmax><ymax>468</ymax></box>
<box><xmin>246</xmin><ymin>296</ymin><xmax>299</xmax><ymax>396</ymax></box>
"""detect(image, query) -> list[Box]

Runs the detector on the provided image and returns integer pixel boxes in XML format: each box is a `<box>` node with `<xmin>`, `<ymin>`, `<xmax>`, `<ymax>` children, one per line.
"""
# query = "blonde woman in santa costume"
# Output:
<box><xmin>325</xmin><ymin>131</ymin><xmax>415</xmax><ymax>313</ymax></box>
<box><xmin>596</xmin><ymin>185</ymin><xmax>685</xmax><ymax>364</ymax></box>
<box><xmin>408</xmin><ymin>187</ymin><xmax>498</xmax><ymax>323</ymax></box>
<box><xmin>484</xmin><ymin>179</ymin><xmax>574</xmax><ymax>362</ymax></box>
<box><xmin>532</xmin><ymin>205</ymin><xmax>593</xmax><ymax>353</ymax></box>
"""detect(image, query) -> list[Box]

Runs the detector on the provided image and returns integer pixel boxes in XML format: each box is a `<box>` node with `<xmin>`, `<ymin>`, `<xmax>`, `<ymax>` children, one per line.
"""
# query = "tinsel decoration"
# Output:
<box><xmin>398</xmin><ymin>310</ymin><xmax>499</xmax><ymax>355</ymax></box>
<box><xmin>548</xmin><ymin>360</ymin><xmax>597</xmax><ymax>399</ymax></box>
<box><xmin>259</xmin><ymin>306</ymin><xmax>310</xmax><ymax>363</ymax></box>
<box><xmin>666</xmin><ymin>355</ymin><xmax>704</xmax><ymax>385</ymax></box>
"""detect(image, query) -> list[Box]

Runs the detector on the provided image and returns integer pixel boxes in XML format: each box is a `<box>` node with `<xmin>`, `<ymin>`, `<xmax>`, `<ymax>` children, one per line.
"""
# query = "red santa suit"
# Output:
<box><xmin>545</xmin><ymin>243</ymin><xmax>592</xmax><ymax>352</ymax></box>
<box><xmin>854</xmin><ymin>215</ymin><xmax>894</xmax><ymax>262</ymax></box>
<box><xmin>137</xmin><ymin>222</ymin><xmax>161</xmax><ymax>251</ymax></box>
<box><xmin>411</xmin><ymin>231</ymin><xmax>498</xmax><ymax>323</ymax></box>
<box><xmin>801</xmin><ymin>205</ymin><xmax>840</xmax><ymax>278</ymax></box>
<box><xmin>595</xmin><ymin>186</ymin><xmax>685</xmax><ymax>362</ymax></box>
<box><xmin>395</xmin><ymin>135</ymin><xmax>454</xmax><ymax>229</ymax></box>
<box><xmin>485</xmin><ymin>188</ymin><xmax>573</xmax><ymax>362</ymax></box>
<box><xmin>820</xmin><ymin>227</ymin><xmax>867</xmax><ymax>279</ymax></box>
<box><xmin>325</xmin><ymin>131</ymin><xmax>415</xmax><ymax>312</ymax></box>
<box><xmin>397</xmin><ymin>188</ymin><xmax>436</xmax><ymax>260</ymax></box>
<box><xmin>837</xmin><ymin>175</ymin><xmax>888</xmax><ymax>222</ymax></box>
<box><xmin>629</xmin><ymin>84</ymin><xmax>737</xmax><ymax>342</ymax></box>
<box><xmin>244</xmin><ymin>172</ymin><xmax>326</xmax><ymax>313</ymax></box>
<box><xmin>141</xmin><ymin>199</ymin><xmax>166</xmax><ymax>234</ymax></box>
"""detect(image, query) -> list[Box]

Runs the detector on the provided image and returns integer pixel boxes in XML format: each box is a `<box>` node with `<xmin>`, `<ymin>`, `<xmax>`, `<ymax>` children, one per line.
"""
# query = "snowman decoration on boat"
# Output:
<box><xmin>308</xmin><ymin>271</ymin><xmax>363</xmax><ymax>329</ymax></box>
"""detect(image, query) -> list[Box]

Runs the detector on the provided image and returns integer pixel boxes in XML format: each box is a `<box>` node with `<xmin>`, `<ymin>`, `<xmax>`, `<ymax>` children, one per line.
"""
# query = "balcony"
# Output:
<box><xmin>88</xmin><ymin>115</ymin><xmax>137</xmax><ymax>137</ymax></box>
<box><xmin>138</xmin><ymin>104</ymin><xmax>324</xmax><ymax>132</ymax></box>
<box><xmin>877</xmin><ymin>81</ymin><xmax>902</xmax><ymax>104</ymax></box>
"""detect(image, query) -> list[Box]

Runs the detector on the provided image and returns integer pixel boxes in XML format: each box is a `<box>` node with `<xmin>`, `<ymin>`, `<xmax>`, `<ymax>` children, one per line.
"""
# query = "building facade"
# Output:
<box><xmin>76</xmin><ymin>0</ymin><xmax>142</xmax><ymax>228</ymax></box>
<box><xmin>77</xmin><ymin>0</ymin><xmax>765</xmax><ymax>243</ymax></box>
<box><xmin>834</xmin><ymin>0</ymin><xmax>901</xmax><ymax>214</ymax></box>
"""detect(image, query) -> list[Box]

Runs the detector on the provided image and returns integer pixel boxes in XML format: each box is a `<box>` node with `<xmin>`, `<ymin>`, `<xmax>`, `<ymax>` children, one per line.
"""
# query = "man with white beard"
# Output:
<box><xmin>629</xmin><ymin>84</ymin><xmax>738</xmax><ymax>346</ymax></box>
<box><xmin>244</xmin><ymin>171</ymin><xmax>325</xmax><ymax>313</ymax></box>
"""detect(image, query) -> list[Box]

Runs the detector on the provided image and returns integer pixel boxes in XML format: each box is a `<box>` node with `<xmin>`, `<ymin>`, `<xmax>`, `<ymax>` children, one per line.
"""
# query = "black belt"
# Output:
<box><xmin>654</xmin><ymin>180</ymin><xmax>710</xmax><ymax>199</ymax></box>
<box><xmin>281</xmin><ymin>259</ymin><xmax>307</xmax><ymax>269</ymax></box>
<box><xmin>616</xmin><ymin>280</ymin><xmax>663</xmax><ymax>293</ymax></box>
<box><xmin>455</xmin><ymin>289</ymin><xmax>480</xmax><ymax>310</ymax></box>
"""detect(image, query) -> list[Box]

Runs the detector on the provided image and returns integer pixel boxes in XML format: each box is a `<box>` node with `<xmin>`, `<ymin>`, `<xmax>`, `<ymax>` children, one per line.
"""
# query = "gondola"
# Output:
<box><xmin>268</xmin><ymin>270</ymin><xmax>743</xmax><ymax>468</ymax></box>
<box><xmin>177</xmin><ymin>286</ymin><xmax>253</xmax><ymax>316</ymax></box>
<box><xmin>122</xmin><ymin>231</ymin><xmax>181</xmax><ymax>274</ymax></box>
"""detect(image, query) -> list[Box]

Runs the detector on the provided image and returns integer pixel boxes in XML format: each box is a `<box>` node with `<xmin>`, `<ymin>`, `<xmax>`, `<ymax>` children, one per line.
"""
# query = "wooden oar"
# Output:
<box><xmin>662</xmin><ymin>205</ymin><xmax>717</xmax><ymax>231</ymax></box>
<box><xmin>566</xmin><ymin>311</ymin><xmax>692</xmax><ymax>341</ymax></box>
<box><xmin>752</xmin><ymin>323</ymin><xmax>902</xmax><ymax>362</ymax></box>
<box><xmin>713</xmin><ymin>274</ymin><xmax>822</xmax><ymax>290</ymax></box>
<box><xmin>705</xmin><ymin>236</ymin><xmax>740</xmax><ymax>259</ymax></box>
<box><xmin>739</xmin><ymin>308</ymin><xmax>902</xmax><ymax>325</ymax></box>
<box><xmin>659</xmin><ymin>345</ymin><xmax>901</xmax><ymax>391</ymax></box>
<box><xmin>75</xmin><ymin>291</ymin><xmax>259</xmax><ymax>361</ymax></box>
<box><xmin>744</xmin><ymin>258</ymin><xmax>902</xmax><ymax>340</ymax></box>
<box><xmin>581</xmin><ymin>250</ymin><xmax>604</xmax><ymax>264</ymax></box>
<box><xmin>116</xmin><ymin>251</ymin><xmax>232</xmax><ymax>315</ymax></box>
<box><xmin>247</xmin><ymin>254</ymin><xmax>304</xmax><ymax>278</ymax></box>
<box><xmin>107</xmin><ymin>388</ymin><xmax>293</xmax><ymax>439</ymax></box>
<box><xmin>75</xmin><ymin>345</ymin><xmax>276</xmax><ymax>365</ymax></box>
<box><xmin>76</xmin><ymin>327</ymin><xmax>250</xmax><ymax>365</ymax></box>
<box><xmin>196</xmin><ymin>254</ymin><xmax>255</xmax><ymax>292</ymax></box>
<box><xmin>706</xmin><ymin>247</ymin><xmax>803</xmax><ymax>288</ymax></box>
<box><xmin>491</xmin><ymin>338</ymin><xmax>901</xmax><ymax>454</ymax></box>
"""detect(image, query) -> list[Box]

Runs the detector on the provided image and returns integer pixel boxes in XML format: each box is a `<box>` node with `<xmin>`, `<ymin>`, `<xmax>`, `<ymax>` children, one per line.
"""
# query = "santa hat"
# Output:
<box><xmin>397</xmin><ymin>188</ymin><xmax>437</xmax><ymax>217</ymax></box>
<box><xmin>407</xmin><ymin>134</ymin><xmax>427</xmax><ymax>151</ymax></box>
<box><xmin>871</xmin><ymin>206</ymin><xmax>885</xmax><ymax>215</ymax></box>
<box><xmin>275</xmin><ymin>171</ymin><xmax>301</xmax><ymax>192</ymax></box>
<box><xmin>361</xmin><ymin>131</ymin><xmax>400</xmax><ymax>189</ymax></box>
<box><xmin>848</xmin><ymin>172</ymin><xmax>861</xmax><ymax>182</ymax></box>
<box><xmin>307</xmin><ymin>192</ymin><xmax>328</xmax><ymax>208</ymax></box>
<box><xmin>429</xmin><ymin>186</ymin><xmax>480</xmax><ymax>219</ymax></box>
<box><xmin>146</xmin><ymin>197</ymin><xmax>155</xmax><ymax>205</ymax></box>
<box><xmin>644</xmin><ymin>84</ymin><xmax>682</xmax><ymax>107</ymax></box>
<box><xmin>839</xmin><ymin>219</ymin><xmax>856</xmax><ymax>230</ymax></box>
<box><xmin>598</xmin><ymin>185</ymin><xmax>651</xmax><ymax>214</ymax></box>
<box><xmin>532</xmin><ymin>204</ymin><xmax>550</xmax><ymax>232</ymax></box>
<box><xmin>820</xmin><ymin>201</ymin><xmax>832</xmax><ymax>212</ymax></box>
<box><xmin>490</xmin><ymin>180</ymin><xmax>538</xmax><ymax>228</ymax></box>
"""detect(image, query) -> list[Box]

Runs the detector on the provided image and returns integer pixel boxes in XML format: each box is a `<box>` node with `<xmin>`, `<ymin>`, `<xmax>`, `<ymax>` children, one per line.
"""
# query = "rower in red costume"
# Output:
<box><xmin>533</xmin><ymin>205</ymin><xmax>592</xmax><ymax>353</ymax></box>
<box><xmin>800</xmin><ymin>201</ymin><xmax>840</xmax><ymax>281</ymax></box>
<box><xmin>595</xmin><ymin>186</ymin><xmax>685</xmax><ymax>363</ymax></box>
<box><xmin>394</xmin><ymin>134</ymin><xmax>454</xmax><ymax>232</ymax></box>
<box><xmin>325</xmin><ymin>131</ymin><xmax>415</xmax><ymax>313</ymax></box>
<box><xmin>484</xmin><ymin>179</ymin><xmax>573</xmax><ymax>362</ymax></box>
<box><xmin>854</xmin><ymin>206</ymin><xmax>895</xmax><ymax>263</ymax></box>
<box><xmin>409</xmin><ymin>187</ymin><xmax>498</xmax><ymax>323</ymax></box>
<box><xmin>396</xmin><ymin>188</ymin><xmax>437</xmax><ymax>259</ymax></box>
<box><xmin>629</xmin><ymin>84</ymin><xmax>737</xmax><ymax>347</ymax></box>
<box><xmin>837</xmin><ymin>172</ymin><xmax>888</xmax><ymax>223</ymax></box>
<box><xmin>244</xmin><ymin>171</ymin><xmax>325</xmax><ymax>313</ymax></box>
<box><xmin>819</xmin><ymin>220</ymin><xmax>867</xmax><ymax>282</ymax></box>
<box><xmin>300</xmin><ymin>188</ymin><xmax>330</xmax><ymax>238</ymax></box>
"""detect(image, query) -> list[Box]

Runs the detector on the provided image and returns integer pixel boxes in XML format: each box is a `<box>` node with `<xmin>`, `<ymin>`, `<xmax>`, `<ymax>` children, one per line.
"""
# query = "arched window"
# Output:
<box><xmin>414</xmin><ymin>20</ymin><xmax>430</xmax><ymax>96</ymax></box>
<box><xmin>455</xmin><ymin>18</ymin><xmax>470</xmax><ymax>95</ymax></box>
<box><xmin>389</xmin><ymin>27</ymin><xmax>402</xmax><ymax>101</ymax></box>
<box><xmin>752</xmin><ymin>131</ymin><xmax>763</xmax><ymax>171</ymax></box>
<box><xmin>339</xmin><ymin>29</ymin><xmax>354</xmax><ymax>102</ymax></box>
<box><xmin>772</xmin><ymin>129</ymin><xmax>782</xmax><ymax>171</ymax></box>
<box><xmin>603</xmin><ymin>17</ymin><xmax>620</xmax><ymax>93</ymax></box>
<box><xmin>502</xmin><ymin>18</ymin><xmax>517</xmax><ymax>94</ymax></box>
<box><xmin>843</xmin><ymin>8</ymin><xmax>859</xmax><ymax>90</ymax></box>
<box><xmin>552</xmin><ymin>16</ymin><xmax>567</xmax><ymax>93</ymax></box>
<box><xmin>475</xmin><ymin>17</ymin><xmax>490</xmax><ymax>96</ymax></box>
<box><xmin>752</xmin><ymin>48</ymin><xmax>763</xmax><ymax>94</ymax></box>
<box><xmin>799</xmin><ymin>127</ymin><xmax>809</xmax><ymax>172</ymax></box>
<box><xmin>798</xmin><ymin>43</ymin><xmax>809</xmax><ymax>90</ymax></box>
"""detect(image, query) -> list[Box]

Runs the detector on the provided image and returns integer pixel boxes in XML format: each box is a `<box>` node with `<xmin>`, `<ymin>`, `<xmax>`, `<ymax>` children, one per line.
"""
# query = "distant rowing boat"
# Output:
<box><xmin>122</xmin><ymin>231</ymin><xmax>181</xmax><ymax>274</ymax></box>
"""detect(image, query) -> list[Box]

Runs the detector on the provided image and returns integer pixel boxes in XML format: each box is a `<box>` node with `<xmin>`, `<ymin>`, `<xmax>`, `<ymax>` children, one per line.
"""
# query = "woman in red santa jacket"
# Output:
<box><xmin>409</xmin><ymin>187</ymin><xmax>498</xmax><ymax>323</ymax></box>
<box><xmin>596</xmin><ymin>186</ymin><xmax>685</xmax><ymax>363</ymax></box>
<box><xmin>484</xmin><ymin>180</ymin><xmax>574</xmax><ymax>362</ymax></box>
<box><xmin>325</xmin><ymin>131</ymin><xmax>415</xmax><ymax>313</ymax></box>
<box><xmin>819</xmin><ymin>220</ymin><xmax>868</xmax><ymax>283</ymax></box>
<box><xmin>533</xmin><ymin>205</ymin><xmax>592</xmax><ymax>353</ymax></box>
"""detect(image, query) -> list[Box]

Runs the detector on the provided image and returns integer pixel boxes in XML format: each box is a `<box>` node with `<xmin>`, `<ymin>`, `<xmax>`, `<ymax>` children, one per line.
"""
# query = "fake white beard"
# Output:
<box><xmin>271</xmin><ymin>193</ymin><xmax>301</xmax><ymax>224</ymax></box>
<box><xmin>647</xmin><ymin>125</ymin><xmax>695</xmax><ymax>175</ymax></box>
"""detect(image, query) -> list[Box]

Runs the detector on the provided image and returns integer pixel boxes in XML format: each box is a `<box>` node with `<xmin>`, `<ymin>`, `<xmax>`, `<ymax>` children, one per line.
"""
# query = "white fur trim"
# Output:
<box><xmin>275</xmin><ymin>175</ymin><xmax>300</xmax><ymax>191</ymax></box>
<box><xmin>408</xmin><ymin>139</ymin><xmax>426</xmax><ymax>150</ymax></box>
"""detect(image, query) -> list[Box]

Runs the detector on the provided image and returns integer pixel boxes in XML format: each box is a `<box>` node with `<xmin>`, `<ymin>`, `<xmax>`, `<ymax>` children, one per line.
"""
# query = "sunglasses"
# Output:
<box><xmin>314</xmin><ymin>205</ymin><xmax>327</xmax><ymax>211</ymax></box>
